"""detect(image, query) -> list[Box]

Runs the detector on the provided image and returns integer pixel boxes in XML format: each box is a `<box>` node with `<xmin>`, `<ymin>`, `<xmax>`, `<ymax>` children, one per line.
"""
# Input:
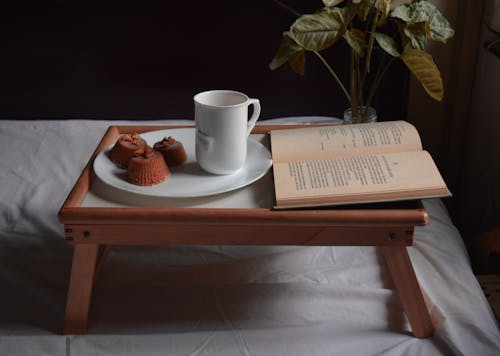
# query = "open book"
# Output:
<box><xmin>270</xmin><ymin>121</ymin><xmax>451</xmax><ymax>209</ymax></box>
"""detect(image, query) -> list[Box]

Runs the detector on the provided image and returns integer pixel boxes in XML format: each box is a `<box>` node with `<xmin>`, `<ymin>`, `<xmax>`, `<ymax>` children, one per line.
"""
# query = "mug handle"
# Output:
<box><xmin>246</xmin><ymin>99</ymin><xmax>261</xmax><ymax>136</ymax></box>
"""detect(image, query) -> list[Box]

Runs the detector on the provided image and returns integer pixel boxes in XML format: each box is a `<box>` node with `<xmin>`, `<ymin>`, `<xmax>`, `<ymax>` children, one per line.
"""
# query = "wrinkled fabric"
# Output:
<box><xmin>0</xmin><ymin>118</ymin><xmax>498</xmax><ymax>356</ymax></box>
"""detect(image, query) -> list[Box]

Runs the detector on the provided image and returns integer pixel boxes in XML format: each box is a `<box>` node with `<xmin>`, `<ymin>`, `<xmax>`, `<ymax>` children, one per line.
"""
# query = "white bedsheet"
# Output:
<box><xmin>0</xmin><ymin>119</ymin><xmax>498</xmax><ymax>355</ymax></box>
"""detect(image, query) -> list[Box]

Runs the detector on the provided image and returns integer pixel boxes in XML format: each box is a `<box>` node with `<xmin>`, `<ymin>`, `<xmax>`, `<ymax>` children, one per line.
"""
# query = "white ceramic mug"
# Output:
<box><xmin>194</xmin><ymin>90</ymin><xmax>261</xmax><ymax>175</ymax></box>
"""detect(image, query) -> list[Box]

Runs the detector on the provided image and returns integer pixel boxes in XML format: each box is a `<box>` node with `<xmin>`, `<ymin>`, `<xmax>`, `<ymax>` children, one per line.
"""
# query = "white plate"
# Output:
<box><xmin>93</xmin><ymin>128</ymin><xmax>273</xmax><ymax>198</ymax></box>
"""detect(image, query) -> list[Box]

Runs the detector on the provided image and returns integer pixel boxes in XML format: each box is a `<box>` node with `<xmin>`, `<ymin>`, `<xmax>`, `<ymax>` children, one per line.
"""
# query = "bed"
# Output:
<box><xmin>0</xmin><ymin>118</ymin><xmax>499</xmax><ymax>355</ymax></box>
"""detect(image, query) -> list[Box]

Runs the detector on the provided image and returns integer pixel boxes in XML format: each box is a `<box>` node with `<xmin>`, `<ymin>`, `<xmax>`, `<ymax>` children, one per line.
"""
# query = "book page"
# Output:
<box><xmin>270</xmin><ymin>121</ymin><xmax>422</xmax><ymax>163</ymax></box>
<box><xmin>273</xmin><ymin>150</ymin><xmax>450</xmax><ymax>207</ymax></box>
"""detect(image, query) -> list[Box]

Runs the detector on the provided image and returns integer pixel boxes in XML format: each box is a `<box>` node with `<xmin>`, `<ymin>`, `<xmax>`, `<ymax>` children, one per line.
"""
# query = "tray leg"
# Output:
<box><xmin>64</xmin><ymin>244</ymin><xmax>100</xmax><ymax>334</ymax></box>
<box><xmin>381</xmin><ymin>246</ymin><xmax>434</xmax><ymax>338</ymax></box>
<box><xmin>94</xmin><ymin>245</ymin><xmax>111</xmax><ymax>285</ymax></box>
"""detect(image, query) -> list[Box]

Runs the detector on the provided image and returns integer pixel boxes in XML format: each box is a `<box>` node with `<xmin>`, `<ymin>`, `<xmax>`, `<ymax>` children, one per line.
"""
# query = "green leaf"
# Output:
<box><xmin>377</xmin><ymin>0</ymin><xmax>392</xmax><ymax>26</ymax></box>
<box><xmin>403</xmin><ymin>22</ymin><xmax>429</xmax><ymax>50</ymax></box>
<box><xmin>290</xmin><ymin>8</ymin><xmax>347</xmax><ymax>51</ymax></box>
<box><xmin>356</xmin><ymin>0</ymin><xmax>373</xmax><ymax>22</ymax></box>
<box><xmin>374</xmin><ymin>32</ymin><xmax>400</xmax><ymax>57</ymax></box>
<box><xmin>322</xmin><ymin>0</ymin><xmax>344</xmax><ymax>6</ymax></box>
<box><xmin>390</xmin><ymin>0</ymin><xmax>454</xmax><ymax>42</ymax></box>
<box><xmin>400</xmin><ymin>48</ymin><xmax>443</xmax><ymax>101</ymax></box>
<box><xmin>289</xmin><ymin>49</ymin><xmax>306</xmax><ymax>75</ymax></box>
<box><xmin>269</xmin><ymin>33</ymin><xmax>304</xmax><ymax>71</ymax></box>
<box><xmin>427</xmin><ymin>7</ymin><xmax>455</xmax><ymax>42</ymax></box>
<box><xmin>344</xmin><ymin>28</ymin><xmax>366</xmax><ymax>57</ymax></box>
<box><xmin>340</xmin><ymin>1</ymin><xmax>361</xmax><ymax>23</ymax></box>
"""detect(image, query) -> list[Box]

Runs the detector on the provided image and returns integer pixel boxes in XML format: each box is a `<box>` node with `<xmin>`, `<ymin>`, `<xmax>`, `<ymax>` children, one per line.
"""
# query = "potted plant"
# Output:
<box><xmin>270</xmin><ymin>0</ymin><xmax>454</xmax><ymax>123</ymax></box>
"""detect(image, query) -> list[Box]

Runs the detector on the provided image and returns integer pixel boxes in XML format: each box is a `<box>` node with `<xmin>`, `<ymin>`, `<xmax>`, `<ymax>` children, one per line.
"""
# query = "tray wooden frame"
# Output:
<box><xmin>59</xmin><ymin>125</ymin><xmax>434</xmax><ymax>338</ymax></box>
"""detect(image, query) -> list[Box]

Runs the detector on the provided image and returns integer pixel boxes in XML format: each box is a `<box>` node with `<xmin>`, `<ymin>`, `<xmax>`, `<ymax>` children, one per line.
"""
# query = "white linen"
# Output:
<box><xmin>0</xmin><ymin>119</ymin><xmax>498</xmax><ymax>355</ymax></box>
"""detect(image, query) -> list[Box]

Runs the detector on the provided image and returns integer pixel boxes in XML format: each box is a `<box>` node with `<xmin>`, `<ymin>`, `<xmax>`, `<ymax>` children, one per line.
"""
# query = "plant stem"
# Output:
<box><xmin>271</xmin><ymin>0</ymin><xmax>301</xmax><ymax>17</ymax></box>
<box><xmin>356</xmin><ymin>52</ymin><xmax>363</xmax><ymax>114</ymax></box>
<box><xmin>313</xmin><ymin>50</ymin><xmax>351</xmax><ymax>104</ymax></box>
<box><xmin>350</xmin><ymin>49</ymin><xmax>357</xmax><ymax>115</ymax></box>
<box><xmin>366</xmin><ymin>56</ymin><xmax>396</xmax><ymax>109</ymax></box>
<box><xmin>364</xmin><ymin>7</ymin><xmax>379</xmax><ymax>77</ymax></box>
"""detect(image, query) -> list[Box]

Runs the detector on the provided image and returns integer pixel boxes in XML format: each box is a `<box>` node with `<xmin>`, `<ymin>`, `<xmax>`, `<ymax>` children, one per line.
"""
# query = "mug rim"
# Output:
<box><xmin>194</xmin><ymin>90</ymin><xmax>250</xmax><ymax>108</ymax></box>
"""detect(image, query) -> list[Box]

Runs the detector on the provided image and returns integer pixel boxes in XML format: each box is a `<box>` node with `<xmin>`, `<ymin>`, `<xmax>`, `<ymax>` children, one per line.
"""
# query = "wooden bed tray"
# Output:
<box><xmin>58</xmin><ymin>125</ymin><xmax>434</xmax><ymax>337</ymax></box>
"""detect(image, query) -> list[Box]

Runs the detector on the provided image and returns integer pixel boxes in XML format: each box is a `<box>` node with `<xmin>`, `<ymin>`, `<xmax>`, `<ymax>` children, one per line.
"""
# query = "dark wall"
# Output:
<box><xmin>0</xmin><ymin>0</ymin><xmax>408</xmax><ymax>120</ymax></box>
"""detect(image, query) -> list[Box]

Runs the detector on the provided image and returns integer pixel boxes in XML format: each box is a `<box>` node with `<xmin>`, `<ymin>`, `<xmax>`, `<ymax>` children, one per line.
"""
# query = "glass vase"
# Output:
<box><xmin>343</xmin><ymin>106</ymin><xmax>377</xmax><ymax>124</ymax></box>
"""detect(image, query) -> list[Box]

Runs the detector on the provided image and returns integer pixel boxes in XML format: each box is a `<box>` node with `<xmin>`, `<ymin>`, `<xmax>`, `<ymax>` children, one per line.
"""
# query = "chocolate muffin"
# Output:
<box><xmin>153</xmin><ymin>136</ymin><xmax>188</xmax><ymax>167</ymax></box>
<box><xmin>109</xmin><ymin>133</ymin><xmax>147</xmax><ymax>168</ymax></box>
<box><xmin>127</xmin><ymin>146</ymin><xmax>170</xmax><ymax>186</ymax></box>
